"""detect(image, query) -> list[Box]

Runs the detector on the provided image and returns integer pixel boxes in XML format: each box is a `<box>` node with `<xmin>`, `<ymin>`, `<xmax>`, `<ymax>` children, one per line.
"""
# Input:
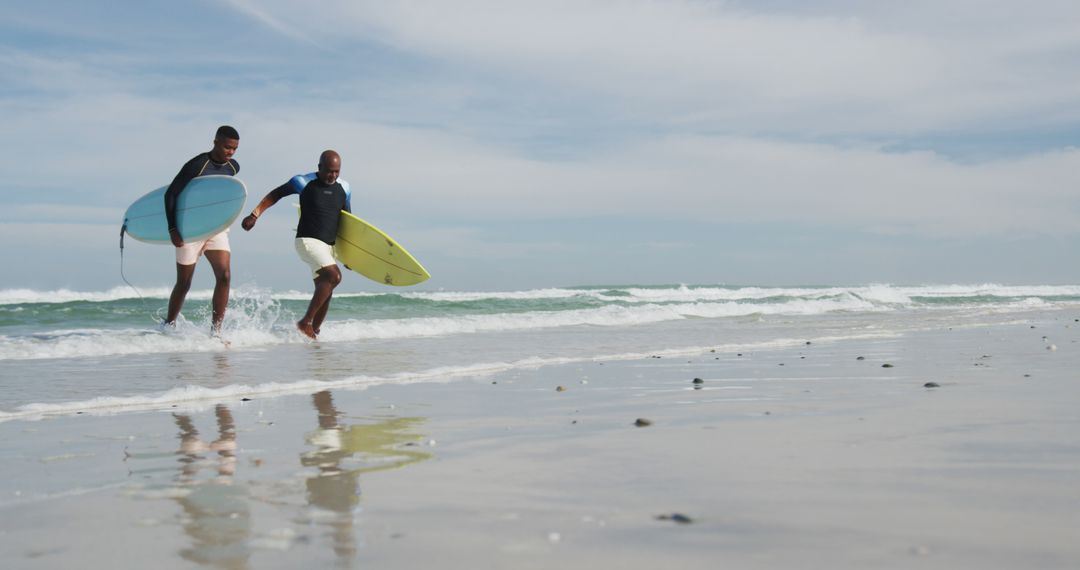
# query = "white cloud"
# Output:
<box><xmin>231</xmin><ymin>0</ymin><xmax>1080</xmax><ymax>133</ymax></box>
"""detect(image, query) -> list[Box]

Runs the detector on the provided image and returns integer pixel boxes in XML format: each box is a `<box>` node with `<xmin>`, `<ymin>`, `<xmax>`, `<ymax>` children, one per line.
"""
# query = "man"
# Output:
<box><xmin>242</xmin><ymin>150</ymin><xmax>351</xmax><ymax>339</ymax></box>
<box><xmin>163</xmin><ymin>125</ymin><xmax>240</xmax><ymax>334</ymax></box>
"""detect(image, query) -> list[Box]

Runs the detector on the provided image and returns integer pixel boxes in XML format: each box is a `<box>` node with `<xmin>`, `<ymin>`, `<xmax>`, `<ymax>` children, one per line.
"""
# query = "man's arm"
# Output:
<box><xmin>163</xmin><ymin>158</ymin><xmax>202</xmax><ymax>246</ymax></box>
<box><xmin>241</xmin><ymin>183</ymin><xmax>296</xmax><ymax>231</ymax></box>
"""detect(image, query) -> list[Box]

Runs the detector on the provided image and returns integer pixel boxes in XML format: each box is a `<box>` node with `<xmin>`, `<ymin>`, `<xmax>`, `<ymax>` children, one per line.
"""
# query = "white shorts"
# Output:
<box><xmin>295</xmin><ymin>237</ymin><xmax>337</xmax><ymax>278</ymax></box>
<box><xmin>175</xmin><ymin>230</ymin><xmax>230</xmax><ymax>265</ymax></box>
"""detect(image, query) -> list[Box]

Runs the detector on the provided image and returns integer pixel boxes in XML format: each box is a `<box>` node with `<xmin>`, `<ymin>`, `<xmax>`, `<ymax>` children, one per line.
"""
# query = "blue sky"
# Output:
<box><xmin>1</xmin><ymin>0</ymin><xmax>1079</xmax><ymax>292</ymax></box>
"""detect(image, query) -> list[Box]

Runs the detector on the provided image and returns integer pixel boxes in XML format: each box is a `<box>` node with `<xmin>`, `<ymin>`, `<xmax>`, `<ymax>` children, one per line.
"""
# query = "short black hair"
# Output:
<box><xmin>215</xmin><ymin>125</ymin><xmax>239</xmax><ymax>140</ymax></box>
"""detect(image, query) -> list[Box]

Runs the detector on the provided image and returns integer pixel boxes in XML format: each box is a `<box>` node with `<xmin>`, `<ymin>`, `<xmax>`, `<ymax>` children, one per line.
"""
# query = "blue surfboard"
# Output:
<box><xmin>123</xmin><ymin>175</ymin><xmax>247</xmax><ymax>244</ymax></box>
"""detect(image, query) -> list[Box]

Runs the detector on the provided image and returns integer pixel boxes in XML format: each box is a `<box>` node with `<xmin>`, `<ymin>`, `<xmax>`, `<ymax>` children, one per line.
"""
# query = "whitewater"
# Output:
<box><xmin>2</xmin><ymin>283</ymin><xmax>1079</xmax><ymax>421</ymax></box>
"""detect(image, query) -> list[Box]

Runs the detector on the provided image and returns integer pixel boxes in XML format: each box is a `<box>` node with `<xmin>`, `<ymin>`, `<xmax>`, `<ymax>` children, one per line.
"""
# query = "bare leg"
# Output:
<box><xmin>298</xmin><ymin>265</ymin><xmax>341</xmax><ymax>339</ymax></box>
<box><xmin>166</xmin><ymin>263</ymin><xmax>197</xmax><ymax>325</ymax></box>
<box><xmin>312</xmin><ymin>295</ymin><xmax>332</xmax><ymax>335</ymax></box>
<box><xmin>204</xmin><ymin>250</ymin><xmax>232</xmax><ymax>333</ymax></box>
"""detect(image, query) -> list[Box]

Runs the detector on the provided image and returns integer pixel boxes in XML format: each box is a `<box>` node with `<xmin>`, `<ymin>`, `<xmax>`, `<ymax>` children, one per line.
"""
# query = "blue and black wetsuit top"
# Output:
<box><xmin>289</xmin><ymin>173</ymin><xmax>352</xmax><ymax>245</ymax></box>
<box><xmin>284</xmin><ymin>173</ymin><xmax>352</xmax><ymax>210</ymax></box>
<box><xmin>163</xmin><ymin>152</ymin><xmax>240</xmax><ymax>232</ymax></box>
<box><xmin>297</xmin><ymin>180</ymin><xmax>349</xmax><ymax>245</ymax></box>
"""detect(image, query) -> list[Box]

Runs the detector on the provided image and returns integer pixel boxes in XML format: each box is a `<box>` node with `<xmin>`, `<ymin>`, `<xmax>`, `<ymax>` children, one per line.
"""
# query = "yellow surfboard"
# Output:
<box><xmin>332</xmin><ymin>211</ymin><xmax>430</xmax><ymax>286</ymax></box>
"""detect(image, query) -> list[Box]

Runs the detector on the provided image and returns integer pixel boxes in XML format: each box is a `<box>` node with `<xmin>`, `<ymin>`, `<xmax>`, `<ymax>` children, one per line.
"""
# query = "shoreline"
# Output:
<box><xmin>1</xmin><ymin>318</ymin><xmax>1079</xmax><ymax>568</ymax></box>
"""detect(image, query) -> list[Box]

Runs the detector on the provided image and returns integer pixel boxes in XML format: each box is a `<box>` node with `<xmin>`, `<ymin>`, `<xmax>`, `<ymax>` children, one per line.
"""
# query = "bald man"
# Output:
<box><xmin>242</xmin><ymin>151</ymin><xmax>351</xmax><ymax>339</ymax></box>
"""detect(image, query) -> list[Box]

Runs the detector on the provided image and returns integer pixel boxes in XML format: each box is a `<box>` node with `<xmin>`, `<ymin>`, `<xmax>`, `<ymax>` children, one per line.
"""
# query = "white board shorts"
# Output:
<box><xmin>175</xmin><ymin>229</ymin><xmax>230</xmax><ymax>265</ymax></box>
<box><xmin>295</xmin><ymin>237</ymin><xmax>337</xmax><ymax>278</ymax></box>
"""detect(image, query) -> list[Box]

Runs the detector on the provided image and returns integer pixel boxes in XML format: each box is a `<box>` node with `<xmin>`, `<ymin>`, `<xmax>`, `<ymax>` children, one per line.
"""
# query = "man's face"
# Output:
<box><xmin>211</xmin><ymin>137</ymin><xmax>239</xmax><ymax>162</ymax></box>
<box><xmin>318</xmin><ymin>157</ymin><xmax>341</xmax><ymax>185</ymax></box>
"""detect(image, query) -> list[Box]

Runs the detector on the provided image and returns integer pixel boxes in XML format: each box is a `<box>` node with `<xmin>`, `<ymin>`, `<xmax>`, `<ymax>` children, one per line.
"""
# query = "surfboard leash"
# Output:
<box><xmin>119</xmin><ymin>221</ymin><xmax>151</xmax><ymax>314</ymax></box>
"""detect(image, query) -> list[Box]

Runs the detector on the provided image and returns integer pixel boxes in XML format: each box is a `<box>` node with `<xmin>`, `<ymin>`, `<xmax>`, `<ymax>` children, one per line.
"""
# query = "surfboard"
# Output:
<box><xmin>123</xmin><ymin>175</ymin><xmax>247</xmax><ymax>244</ymax></box>
<box><xmin>331</xmin><ymin>211</ymin><xmax>430</xmax><ymax>286</ymax></box>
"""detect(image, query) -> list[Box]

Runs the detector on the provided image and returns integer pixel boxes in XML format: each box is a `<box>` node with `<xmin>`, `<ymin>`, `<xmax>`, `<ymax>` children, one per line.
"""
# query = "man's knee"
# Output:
<box><xmin>216</xmin><ymin>267</ymin><xmax>231</xmax><ymax>285</ymax></box>
<box><xmin>317</xmin><ymin>267</ymin><xmax>342</xmax><ymax>287</ymax></box>
<box><xmin>174</xmin><ymin>267</ymin><xmax>195</xmax><ymax>290</ymax></box>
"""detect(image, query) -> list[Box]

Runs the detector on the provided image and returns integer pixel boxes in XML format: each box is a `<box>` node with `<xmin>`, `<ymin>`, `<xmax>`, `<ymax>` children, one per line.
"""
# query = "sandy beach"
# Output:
<box><xmin>2</xmin><ymin>316</ymin><xmax>1079</xmax><ymax>569</ymax></box>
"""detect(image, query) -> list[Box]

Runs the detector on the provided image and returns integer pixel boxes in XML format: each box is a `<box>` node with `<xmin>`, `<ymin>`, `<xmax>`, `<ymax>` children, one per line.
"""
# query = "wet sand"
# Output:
<box><xmin>1</xmin><ymin>318</ymin><xmax>1079</xmax><ymax>569</ymax></box>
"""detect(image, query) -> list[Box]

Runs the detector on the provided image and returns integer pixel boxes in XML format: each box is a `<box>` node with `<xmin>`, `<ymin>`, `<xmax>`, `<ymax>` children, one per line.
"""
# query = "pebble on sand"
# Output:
<box><xmin>655</xmin><ymin>513</ymin><xmax>694</xmax><ymax>524</ymax></box>
<box><xmin>924</xmin><ymin>382</ymin><xmax>940</xmax><ymax>388</ymax></box>
<box><xmin>692</xmin><ymin>378</ymin><xmax>704</xmax><ymax>384</ymax></box>
<box><xmin>556</xmin><ymin>385</ymin><xmax>567</xmax><ymax>392</ymax></box>
<box><xmin>882</xmin><ymin>363</ymin><xmax>894</xmax><ymax>368</ymax></box>
<box><xmin>856</xmin><ymin>356</ymin><xmax>865</xmax><ymax>360</ymax></box>
<box><xmin>634</xmin><ymin>418</ymin><xmax>653</xmax><ymax>427</ymax></box>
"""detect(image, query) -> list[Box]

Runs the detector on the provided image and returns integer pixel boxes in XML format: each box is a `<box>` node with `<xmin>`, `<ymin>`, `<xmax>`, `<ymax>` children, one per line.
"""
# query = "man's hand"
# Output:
<box><xmin>241</xmin><ymin>213</ymin><xmax>258</xmax><ymax>231</ymax></box>
<box><xmin>169</xmin><ymin>227</ymin><xmax>184</xmax><ymax>248</ymax></box>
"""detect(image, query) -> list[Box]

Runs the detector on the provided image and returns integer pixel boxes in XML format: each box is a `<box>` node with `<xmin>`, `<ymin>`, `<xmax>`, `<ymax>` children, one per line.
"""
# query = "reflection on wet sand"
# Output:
<box><xmin>173</xmin><ymin>404</ymin><xmax>251</xmax><ymax>569</ymax></box>
<box><xmin>165</xmin><ymin>350</ymin><xmax>235</xmax><ymax>389</ymax></box>
<box><xmin>126</xmin><ymin>382</ymin><xmax>432</xmax><ymax>567</ymax></box>
<box><xmin>302</xmin><ymin>390</ymin><xmax>432</xmax><ymax>564</ymax></box>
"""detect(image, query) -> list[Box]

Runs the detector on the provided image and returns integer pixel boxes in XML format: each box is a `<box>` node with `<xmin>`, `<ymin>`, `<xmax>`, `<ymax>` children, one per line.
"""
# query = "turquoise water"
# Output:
<box><xmin>1</xmin><ymin>283</ymin><xmax>1078</xmax><ymax>419</ymax></box>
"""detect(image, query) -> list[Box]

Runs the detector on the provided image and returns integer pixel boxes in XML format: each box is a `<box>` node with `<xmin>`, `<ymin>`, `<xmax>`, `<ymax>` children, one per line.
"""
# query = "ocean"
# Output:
<box><xmin>2</xmin><ymin>283</ymin><xmax>1079</xmax><ymax>421</ymax></box>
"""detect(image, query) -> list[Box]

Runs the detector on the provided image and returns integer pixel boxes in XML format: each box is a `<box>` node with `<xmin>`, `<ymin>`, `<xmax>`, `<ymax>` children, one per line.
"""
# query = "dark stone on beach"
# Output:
<box><xmin>692</xmin><ymin>378</ymin><xmax>704</xmax><ymax>384</ymax></box>
<box><xmin>556</xmin><ymin>386</ymin><xmax>566</xmax><ymax>392</ymax></box>
<box><xmin>806</xmin><ymin>341</ymin><xmax>812</xmax><ymax>345</ymax></box>
<box><xmin>857</xmin><ymin>356</ymin><xmax>865</xmax><ymax>360</ymax></box>
<box><xmin>656</xmin><ymin>513</ymin><xmax>694</xmax><ymax>524</ymax></box>
<box><xmin>924</xmin><ymin>382</ymin><xmax>940</xmax><ymax>388</ymax></box>
<box><xmin>1024</xmin><ymin>374</ymin><xmax>1031</xmax><ymax>378</ymax></box>
<box><xmin>882</xmin><ymin>363</ymin><xmax>894</xmax><ymax>368</ymax></box>
<box><xmin>241</xmin><ymin>397</ymin><xmax>252</xmax><ymax>402</ymax></box>
<box><xmin>693</xmin><ymin>385</ymin><xmax>703</xmax><ymax>390</ymax></box>
<box><xmin>737</xmin><ymin>353</ymin><xmax>743</xmax><ymax>356</ymax></box>
<box><xmin>778</xmin><ymin>363</ymin><xmax>785</xmax><ymax>366</ymax></box>
<box><xmin>634</xmin><ymin>418</ymin><xmax>653</xmax><ymax>427</ymax></box>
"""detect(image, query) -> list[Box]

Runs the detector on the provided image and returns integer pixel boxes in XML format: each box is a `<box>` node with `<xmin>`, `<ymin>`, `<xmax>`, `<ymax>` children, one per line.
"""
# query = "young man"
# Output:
<box><xmin>163</xmin><ymin>125</ymin><xmax>241</xmax><ymax>334</ymax></box>
<box><xmin>163</xmin><ymin>123</ymin><xmax>241</xmax><ymax>330</ymax></box>
<box><xmin>241</xmin><ymin>150</ymin><xmax>351</xmax><ymax>339</ymax></box>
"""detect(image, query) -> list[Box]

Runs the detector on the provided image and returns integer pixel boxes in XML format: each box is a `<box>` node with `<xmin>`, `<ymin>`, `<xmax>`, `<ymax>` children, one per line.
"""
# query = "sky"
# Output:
<box><xmin>1</xmin><ymin>0</ymin><xmax>1079</xmax><ymax>292</ymax></box>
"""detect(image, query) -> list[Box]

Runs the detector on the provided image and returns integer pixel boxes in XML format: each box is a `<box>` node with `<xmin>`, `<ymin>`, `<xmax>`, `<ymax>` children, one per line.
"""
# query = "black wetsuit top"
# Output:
<box><xmin>297</xmin><ymin>179</ymin><xmax>348</xmax><ymax>245</ymax></box>
<box><xmin>164</xmin><ymin>152</ymin><xmax>240</xmax><ymax>232</ymax></box>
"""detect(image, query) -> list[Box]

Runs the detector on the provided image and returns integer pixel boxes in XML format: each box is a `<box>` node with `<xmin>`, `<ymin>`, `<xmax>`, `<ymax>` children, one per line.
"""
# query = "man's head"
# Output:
<box><xmin>317</xmin><ymin>150</ymin><xmax>341</xmax><ymax>185</ymax></box>
<box><xmin>210</xmin><ymin>125</ymin><xmax>240</xmax><ymax>163</ymax></box>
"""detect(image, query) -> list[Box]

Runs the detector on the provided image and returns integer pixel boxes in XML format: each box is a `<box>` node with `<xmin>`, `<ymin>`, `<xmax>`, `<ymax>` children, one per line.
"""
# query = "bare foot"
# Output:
<box><xmin>210</xmin><ymin>324</ymin><xmax>231</xmax><ymax>347</ymax></box>
<box><xmin>297</xmin><ymin>321</ymin><xmax>318</xmax><ymax>339</ymax></box>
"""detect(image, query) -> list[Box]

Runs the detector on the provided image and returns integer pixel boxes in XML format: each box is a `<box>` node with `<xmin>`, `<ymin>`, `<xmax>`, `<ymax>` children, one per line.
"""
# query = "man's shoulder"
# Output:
<box><xmin>290</xmin><ymin>172</ymin><xmax>317</xmax><ymax>193</ymax></box>
<box><xmin>182</xmin><ymin>152</ymin><xmax>210</xmax><ymax>169</ymax></box>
